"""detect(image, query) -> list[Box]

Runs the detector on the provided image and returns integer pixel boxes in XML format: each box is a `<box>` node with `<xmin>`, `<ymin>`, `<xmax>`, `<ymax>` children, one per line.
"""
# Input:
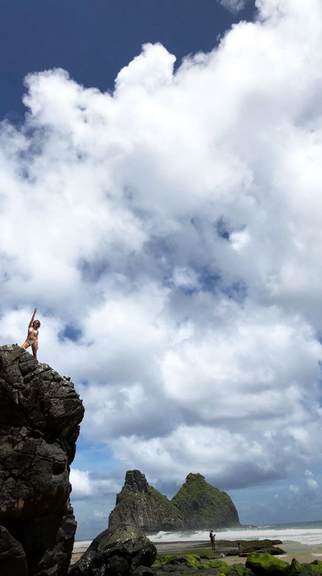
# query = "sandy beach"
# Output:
<box><xmin>71</xmin><ymin>539</ymin><xmax>322</xmax><ymax>566</ymax></box>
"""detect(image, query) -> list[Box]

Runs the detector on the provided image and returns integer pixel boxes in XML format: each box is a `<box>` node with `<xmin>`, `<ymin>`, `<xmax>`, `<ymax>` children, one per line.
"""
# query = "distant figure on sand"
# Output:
<box><xmin>209</xmin><ymin>530</ymin><xmax>216</xmax><ymax>550</ymax></box>
<box><xmin>21</xmin><ymin>308</ymin><xmax>40</xmax><ymax>360</ymax></box>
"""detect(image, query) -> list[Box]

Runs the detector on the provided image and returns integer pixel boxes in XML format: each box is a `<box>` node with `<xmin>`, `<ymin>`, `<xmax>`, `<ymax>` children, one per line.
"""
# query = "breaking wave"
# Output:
<box><xmin>149</xmin><ymin>522</ymin><xmax>322</xmax><ymax>546</ymax></box>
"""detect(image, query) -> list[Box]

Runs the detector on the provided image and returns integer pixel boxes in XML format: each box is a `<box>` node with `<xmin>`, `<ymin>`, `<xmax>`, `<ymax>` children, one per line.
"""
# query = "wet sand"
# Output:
<box><xmin>71</xmin><ymin>545</ymin><xmax>89</xmax><ymax>564</ymax></box>
<box><xmin>72</xmin><ymin>539</ymin><xmax>322</xmax><ymax>566</ymax></box>
<box><xmin>276</xmin><ymin>541</ymin><xmax>322</xmax><ymax>565</ymax></box>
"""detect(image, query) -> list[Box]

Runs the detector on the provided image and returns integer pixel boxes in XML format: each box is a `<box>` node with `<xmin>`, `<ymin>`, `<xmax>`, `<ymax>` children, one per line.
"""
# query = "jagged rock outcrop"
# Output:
<box><xmin>69</xmin><ymin>523</ymin><xmax>157</xmax><ymax>576</ymax></box>
<box><xmin>109</xmin><ymin>470</ymin><xmax>184</xmax><ymax>532</ymax></box>
<box><xmin>0</xmin><ymin>344</ymin><xmax>84</xmax><ymax>576</ymax></box>
<box><xmin>172</xmin><ymin>473</ymin><xmax>240</xmax><ymax>529</ymax></box>
<box><xmin>109</xmin><ymin>470</ymin><xmax>240</xmax><ymax>533</ymax></box>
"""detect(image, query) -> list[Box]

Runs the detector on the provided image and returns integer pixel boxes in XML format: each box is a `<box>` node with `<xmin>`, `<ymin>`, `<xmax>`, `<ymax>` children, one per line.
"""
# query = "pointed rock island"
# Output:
<box><xmin>109</xmin><ymin>470</ymin><xmax>240</xmax><ymax>532</ymax></box>
<box><xmin>172</xmin><ymin>472</ymin><xmax>240</xmax><ymax>529</ymax></box>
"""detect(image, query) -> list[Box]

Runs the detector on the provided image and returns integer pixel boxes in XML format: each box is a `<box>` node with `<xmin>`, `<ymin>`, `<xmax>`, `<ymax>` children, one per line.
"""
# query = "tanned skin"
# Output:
<box><xmin>21</xmin><ymin>308</ymin><xmax>41</xmax><ymax>360</ymax></box>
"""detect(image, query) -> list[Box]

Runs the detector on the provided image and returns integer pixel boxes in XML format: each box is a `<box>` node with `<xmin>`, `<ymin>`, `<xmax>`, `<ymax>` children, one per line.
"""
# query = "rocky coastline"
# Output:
<box><xmin>71</xmin><ymin>537</ymin><xmax>322</xmax><ymax>575</ymax></box>
<box><xmin>1</xmin><ymin>344</ymin><xmax>322</xmax><ymax>576</ymax></box>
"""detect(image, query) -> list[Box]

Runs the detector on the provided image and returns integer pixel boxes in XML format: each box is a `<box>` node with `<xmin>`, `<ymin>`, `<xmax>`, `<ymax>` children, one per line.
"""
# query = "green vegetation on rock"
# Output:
<box><xmin>154</xmin><ymin>554</ymin><xmax>233</xmax><ymax>572</ymax></box>
<box><xmin>109</xmin><ymin>470</ymin><xmax>183</xmax><ymax>532</ymax></box>
<box><xmin>171</xmin><ymin>473</ymin><xmax>240</xmax><ymax>529</ymax></box>
<box><xmin>246</xmin><ymin>553</ymin><xmax>290</xmax><ymax>575</ymax></box>
<box><xmin>153</xmin><ymin>550</ymin><xmax>322</xmax><ymax>576</ymax></box>
<box><xmin>232</xmin><ymin>564</ymin><xmax>255</xmax><ymax>576</ymax></box>
<box><xmin>288</xmin><ymin>558</ymin><xmax>322</xmax><ymax>575</ymax></box>
<box><xmin>109</xmin><ymin>470</ymin><xmax>240</xmax><ymax>532</ymax></box>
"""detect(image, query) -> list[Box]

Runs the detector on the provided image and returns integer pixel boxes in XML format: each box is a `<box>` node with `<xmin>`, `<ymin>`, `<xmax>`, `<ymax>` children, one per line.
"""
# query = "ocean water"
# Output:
<box><xmin>148</xmin><ymin>521</ymin><xmax>322</xmax><ymax>547</ymax></box>
<box><xmin>74</xmin><ymin>520</ymin><xmax>322</xmax><ymax>549</ymax></box>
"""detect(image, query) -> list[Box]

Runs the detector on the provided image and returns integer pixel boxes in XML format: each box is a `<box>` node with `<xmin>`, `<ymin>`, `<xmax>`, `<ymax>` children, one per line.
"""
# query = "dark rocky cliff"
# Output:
<box><xmin>109</xmin><ymin>470</ymin><xmax>184</xmax><ymax>532</ymax></box>
<box><xmin>171</xmin><ymin>473</ymin><xmax>240</xmax><ymax>529</ymax></box>
<box><xmin>0</xmin><ymin>344</ymin><xmax>84</xmax><ymax>576</ymax></box>
<box><xmin>109</xmin><ymin>470</ymin><xmax>240</xmax><ymax>533</ymax></box>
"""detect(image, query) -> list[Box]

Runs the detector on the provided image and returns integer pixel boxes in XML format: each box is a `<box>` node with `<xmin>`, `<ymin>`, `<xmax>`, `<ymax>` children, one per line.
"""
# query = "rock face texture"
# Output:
<box><xmin>0</xmin><ymin>344</ymin><xmax>84</xmax><ymax>576</ymax></box>
<box><xmin>172</xmin><ymin>473</ymin><xmax>240</xmax><ymax>529</ymax></box>
<box><xmin>109</xmin><ymin>470</ymin><xmax>184</xmax><ymax>532</ymax></box>
<box><xmin>109</xmin><ymin>471</ymin><xmax>240</xmax><ymax>532</ymax></box>
<box><xmin>69</xmin><ymin>523</ymin><xmax>157</xmax><ymax>576</ymax></box>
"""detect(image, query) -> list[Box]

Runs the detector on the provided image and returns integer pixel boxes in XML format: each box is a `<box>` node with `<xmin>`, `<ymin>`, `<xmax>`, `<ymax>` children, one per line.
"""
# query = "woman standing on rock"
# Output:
<box><xmin>21</xmin><ymin>308</ymin><xmax>41</xmax><ymax>360</ymax></box>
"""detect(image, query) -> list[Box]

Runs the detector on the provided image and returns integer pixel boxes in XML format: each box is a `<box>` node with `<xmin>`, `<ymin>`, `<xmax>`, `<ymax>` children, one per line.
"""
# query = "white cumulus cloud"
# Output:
<box><xmin>70</xmin><ymin>469</ymin><xmax>94</xmax><ymax>498</ymax></box>
<box><xmin>1</xmin><ymin>0</ymin><xmax>322</xmax><ymax>524</ymax></box>
<box><xmin>70</xmin><ymin>469</ymin><xmax>120</xmax><ymax>500</ymax></box>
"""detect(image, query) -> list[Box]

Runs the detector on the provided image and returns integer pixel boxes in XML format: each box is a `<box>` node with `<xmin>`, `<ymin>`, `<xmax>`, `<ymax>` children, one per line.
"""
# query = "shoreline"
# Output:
<box><xmin>72</xmin><ymin>539</ymin><xmax>322</xmax><ymax>566</ymax></box>
<box><xmin>152</xmin><ymin>540</ymin><xmax>322</xmax><ymax>565</ymax></box>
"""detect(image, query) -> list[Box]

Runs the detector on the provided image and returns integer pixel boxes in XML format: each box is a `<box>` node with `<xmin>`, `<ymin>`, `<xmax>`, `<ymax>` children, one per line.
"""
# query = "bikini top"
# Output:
<box><xmin>29</xmin><ymin>328</ymin><xmax>38</xmax><ymax>336</ymax></box>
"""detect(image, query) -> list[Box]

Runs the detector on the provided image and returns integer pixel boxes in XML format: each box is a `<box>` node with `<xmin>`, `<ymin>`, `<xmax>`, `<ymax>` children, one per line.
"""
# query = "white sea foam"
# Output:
<box><xmin>75</xmin><ymin>522</ymin><xmax>322</xmax><ymax>548</ymax></box>
<box><xmin>312</xmin><ymin>553</ymin><xmax>322</xmax><ymax>557</ymax></box>
<box><xmin>74</xmin><ymin>540</ymin><xmax>92</xmax><ymax>549</ymax></box>
<box><xmin>149</xmin><ymin>527</ymin><xmax>322</xmax><ymax>546</ymax></box>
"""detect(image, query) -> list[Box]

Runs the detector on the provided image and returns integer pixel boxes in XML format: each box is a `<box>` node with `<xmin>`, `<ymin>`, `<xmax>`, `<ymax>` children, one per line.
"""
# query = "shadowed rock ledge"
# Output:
<box><xmin>0</xmin><ymin>344</ymin><xmax>84</xmax><ymax>576</ymax></box>
<box><xmin>69</xmin><ymin>523</ymin><xmax>157</xmax><ymax>576</ymax></box>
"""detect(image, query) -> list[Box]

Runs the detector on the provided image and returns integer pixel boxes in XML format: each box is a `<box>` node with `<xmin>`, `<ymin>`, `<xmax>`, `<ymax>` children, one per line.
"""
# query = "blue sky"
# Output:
<box><xmin>2</xmin><ymin>0</ymin><xmax>322</xmax><ymax>541</ymax></box>
<box><xmin>0</xmin><ymin>0</ymin><xmax>254</xmax><ymax>120</ymax></box>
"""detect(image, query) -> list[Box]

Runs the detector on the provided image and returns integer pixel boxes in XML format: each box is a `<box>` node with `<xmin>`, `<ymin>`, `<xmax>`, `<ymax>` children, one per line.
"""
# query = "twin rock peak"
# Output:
<box><xmin>109</xmin><ymin>469</ymin><xmax>240</xmax><ymax>533</ymax></box>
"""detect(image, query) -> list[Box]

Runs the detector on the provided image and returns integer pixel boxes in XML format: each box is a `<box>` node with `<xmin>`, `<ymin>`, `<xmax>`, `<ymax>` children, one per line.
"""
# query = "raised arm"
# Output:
<box><xmin>28</xmin><ymin>308</ymin><xmax>38</xmax><ymax>328</ymax></box>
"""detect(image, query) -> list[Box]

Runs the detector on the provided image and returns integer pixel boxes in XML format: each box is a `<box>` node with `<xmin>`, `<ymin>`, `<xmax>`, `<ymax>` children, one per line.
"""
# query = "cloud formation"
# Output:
<box><xmin>70</xmin><ymin>469</ymin><xmax>120</xmax><ymax>500</ymax></box>
<box><xmin>1</xmin><ymin>0</ymin><xmax>322</xmax><ymax>528</ymax></box>
<box><xmin>217</xmin><ymin>0</ymin><xmax>248</xmax><ymax>14</ymax></box>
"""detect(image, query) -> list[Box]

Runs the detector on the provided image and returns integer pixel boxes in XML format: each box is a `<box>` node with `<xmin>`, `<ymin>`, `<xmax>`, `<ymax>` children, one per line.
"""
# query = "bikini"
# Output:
<box><xmin>27</xmin><ymin>328</ymin><xmax>38</xmax><ymax>345</ymax></box>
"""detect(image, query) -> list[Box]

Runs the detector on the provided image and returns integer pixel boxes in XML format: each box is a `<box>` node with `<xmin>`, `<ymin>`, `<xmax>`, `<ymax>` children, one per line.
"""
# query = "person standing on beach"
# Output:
<box><xmin>209</xmin><ymin>530</ymin><xmax>216</xmax><ymax>550</ymax></box>
<box><xmin>21</xmin><ymin>308</ymin><xmax>41</xmax><ymax>361</ymax></box>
